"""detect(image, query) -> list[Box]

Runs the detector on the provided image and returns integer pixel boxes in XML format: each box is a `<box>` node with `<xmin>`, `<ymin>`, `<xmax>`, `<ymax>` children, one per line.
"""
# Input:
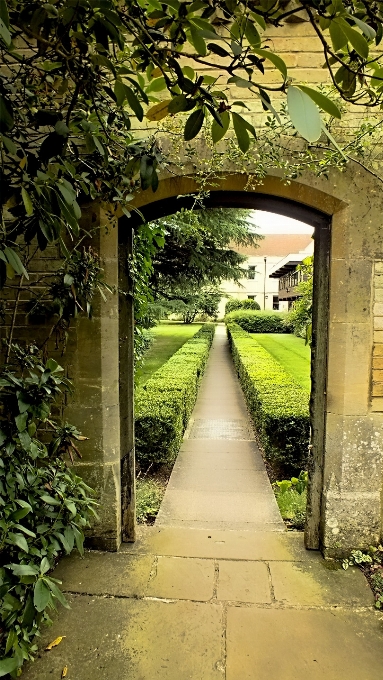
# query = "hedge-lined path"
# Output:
<box><xmin>156</xmin><ymin>324</ymin><xmax>285</xmax><ymax>531</ymax></box>
<box><xmin>23</xmin><ymin>326</ymin><xmax>383</xmax><ymax>680</ymax></box>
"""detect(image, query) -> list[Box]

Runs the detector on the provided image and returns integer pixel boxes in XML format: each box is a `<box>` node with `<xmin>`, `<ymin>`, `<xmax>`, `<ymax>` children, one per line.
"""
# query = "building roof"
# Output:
<box><xmin>235</xmin><ymin>233</ymin><xmax>313</xmax><ymax>257</ymax></box>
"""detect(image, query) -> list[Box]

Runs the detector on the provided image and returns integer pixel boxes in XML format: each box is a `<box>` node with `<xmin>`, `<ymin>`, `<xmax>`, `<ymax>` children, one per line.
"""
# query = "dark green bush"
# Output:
<box><xmin>135</xmin><ymin>324</ymin><xmax>215</xmax><ymax>467</ymax></box>
<box><xmin>225</xmin><ymin>298</ymin><xmax>261</xmax><ymax>315</ymax></box>
<box><xmin>226</xmin><ymin>323</ymin><xmax>309</xmax><ymax>470</ymax></box>
<box><xmin>0</xmin><ymin>347</ymin><xmax>97</xmax><ymax>677</ymax></box>
<box><xmin>225</xmin><ymin>309</ymin><xmax>288</xmax><ymax>333</ymax></box>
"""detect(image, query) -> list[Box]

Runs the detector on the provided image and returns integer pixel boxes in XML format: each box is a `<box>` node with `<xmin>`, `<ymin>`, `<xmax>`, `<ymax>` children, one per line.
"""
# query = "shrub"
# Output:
<box><xmin>136</xmin><ymin>477</ymin><xmax>166</xmax><ymax>524</ymax></box>
<box><xmin>135</xmin><ymin>324</ymin><xmax>215</xmax><ymax>467</ymax></box>
<box><xmin>273</xmin><ymin>471</ymin><xmax>308</xmax><ymax>530</ymax></box>
<box><xmin>226</xmin><ymin>323</ymin><xmax>309</xmax><ymax>470</ymax></box>
<box><xmin>225</xmin><ymin>298</ymin><xmax>261</xmax><ymax>315</ymax></box>
<box><xmin>225</xmin><ymin>309</ymin><xmax>288</xmax><ymax>333</ymax></box>
<box><xmin>0</xmin><ymin>346</ymin><xmax>97</xmax><ymax>677</ymax></box>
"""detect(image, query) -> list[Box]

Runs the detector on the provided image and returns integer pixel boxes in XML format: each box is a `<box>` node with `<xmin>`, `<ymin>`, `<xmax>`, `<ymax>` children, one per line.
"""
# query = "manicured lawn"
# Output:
<box><xmin>137</xmin><ymin>322</ymin><xmax>202</xmax><ymax>385</ymax></box>
<box><xmin>254</xmin><ymin>333</ymin><xmax>311</xmax><ymax>393</ymax></box>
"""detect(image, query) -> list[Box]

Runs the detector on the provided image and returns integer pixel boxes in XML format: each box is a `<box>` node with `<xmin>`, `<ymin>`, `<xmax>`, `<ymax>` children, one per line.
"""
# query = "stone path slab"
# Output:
<box><xmin>23</xmin><ymin>531</ymin><xmax>380</xmax><ymax>680</ymax></box>
<box><xmin>226</xmin><ymin>608</ymin><xmax>383</xmax><ymax>680</ymax></box>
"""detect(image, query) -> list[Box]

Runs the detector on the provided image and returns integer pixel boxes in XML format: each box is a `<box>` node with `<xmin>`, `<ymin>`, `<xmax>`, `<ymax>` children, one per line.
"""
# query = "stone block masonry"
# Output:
<box><xmin>372</xmin><ymin>261</ymin><xmax>383</xmax><ymax>410</ymax></box>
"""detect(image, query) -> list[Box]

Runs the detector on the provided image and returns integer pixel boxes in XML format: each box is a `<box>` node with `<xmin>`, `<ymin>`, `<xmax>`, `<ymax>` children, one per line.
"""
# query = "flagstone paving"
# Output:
<box><xmin>23</xmin><ymin>326</ymin><xmax>383</xmax><ymax>679</ymax></box>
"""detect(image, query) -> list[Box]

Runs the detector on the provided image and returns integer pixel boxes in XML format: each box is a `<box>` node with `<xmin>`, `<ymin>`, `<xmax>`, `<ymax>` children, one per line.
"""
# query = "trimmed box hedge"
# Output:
<box><xmin>225</xmin><ymin>309</ymin><xmax>289</xmax><ymax>333</ymax></box>
<box><xmin>135</xmin><ymin>323</ymin><xmax>215</xmax><ymax>467</ymax></box>
<box><xmin>226</xmin><ymin>322</ymin><xmax>309</xmax><ymax>470</ymax></box>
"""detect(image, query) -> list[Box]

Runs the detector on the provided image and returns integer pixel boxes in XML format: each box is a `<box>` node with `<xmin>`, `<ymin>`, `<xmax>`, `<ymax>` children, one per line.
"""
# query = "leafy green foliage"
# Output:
<box><xmin>157</xmin><ymin>287</ymin><xmax>222</xmax><ymax>324</ymax></box>
<box><xmin>225</xmin><ymin>299</ymin><xmax>261</xmax><ymax>314</ymax></box>
<box><xmin>274</xmin><ymin>485</ymin><xmax>307</xmax><ymax>531</ymax></box>
<box><xmin>28</xmin><ymin>247</ymin><xmax>114</xmax><ymax>330</ymax></box>
<box><xmin>225</xmin><ymin>310</ymin><xmax>288</xmax><ymax>333</ymax></box>
<box><xmin>275</xmin><ymin>471</ymin><xmax>308</xmax><ymax>495</ymax></box>
<box><xmin>0</xmin><ymin>346</ymin><xmax>97</xmax><ymax>675</ymax></box>
<box><xmin>285</xmin><ymin>257</ymin><xmax>314</xmax><ymax>344</ymax></box>
<box><xmin>226</xmin><ymin>322</ymin><xmax>309</xmax><ymax>470</ymax></box>
<box><xmin>0</xmin><ymin>0</ymin><xmax>381</xmax><ymax>308</ymax></box>
<box><xmin>135</xmin><ymin>324</ymin><xmax>215</xmax><ymax>468</ymax></box>
<box><xmin>133</xmin><ymin>207</ymin><xmax>260</xmax><ymax>358</ymax></box>
<box><xmin>136</xmin><ymin>477</ymin><xmax>166</xmax><ymax>524</ymax></box>
<box><xmin>150</xmin><ymin>209</ymin><xmax>261</xmax><ymax>294</ymax></box>
<box><xmin>342</xmin><ymin>545</ymin><xmax>383</xmax><ymax>609</ymax></box>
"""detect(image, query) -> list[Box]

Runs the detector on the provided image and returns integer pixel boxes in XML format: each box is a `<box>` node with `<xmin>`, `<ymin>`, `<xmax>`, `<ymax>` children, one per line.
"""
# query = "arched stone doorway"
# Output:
<box><xmin>72</xmin><ymin>168</ymin><xmax>383</xmax><ymax>558</ymax></box>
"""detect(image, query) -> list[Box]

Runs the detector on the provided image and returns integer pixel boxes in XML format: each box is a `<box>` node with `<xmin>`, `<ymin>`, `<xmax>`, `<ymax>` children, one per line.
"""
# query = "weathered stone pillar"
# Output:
<box><xmin>65</xmin><ymin>204</ymin><xmax>121</xmax><ymax>551</ymax></box>
<box><xmin>119</xmin><ymin>221</ymin><xmax>136</xmax><ymax>541</ymax></box>
<box><xmin>320</xmin><ymin>203</ymin><xmax>383</xmax><ymax>557</ymax></box>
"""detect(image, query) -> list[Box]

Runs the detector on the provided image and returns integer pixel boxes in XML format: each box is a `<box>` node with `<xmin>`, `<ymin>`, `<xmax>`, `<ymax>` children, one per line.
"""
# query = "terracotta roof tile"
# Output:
<box><xmin>236</xmin><ymin>233</ymin><xmax>313</xmax><ymax>257</ymax></box>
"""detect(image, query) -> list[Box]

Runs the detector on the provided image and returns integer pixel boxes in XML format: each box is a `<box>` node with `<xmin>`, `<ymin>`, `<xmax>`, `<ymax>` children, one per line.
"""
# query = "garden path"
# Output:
<box><xmin>156</xmin><ymin>324</ymin><xmax>285</xmax><ymax>531</ymax></box>
<box><xmin>23</xmin><ymin>326</ymin><xmax>383</xmax><ymax>680</ymax></box>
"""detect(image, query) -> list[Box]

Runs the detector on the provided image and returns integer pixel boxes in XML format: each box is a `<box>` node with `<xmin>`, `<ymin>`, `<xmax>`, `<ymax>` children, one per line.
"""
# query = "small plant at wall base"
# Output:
<box><xmin>343</xmin><ymin>546</ymin><xmax>383</xmax><ymax>609</ymax></box>
<box><xmin>136</xmin><ymin>477</ymin><xmax>166</xmax><ymax>525</ymax></box>
<box><xmin>0</xmin><ymin>346</ymin><xmax>97</xmax><ymax>677</ymax></box>
<box><xmin>273</xmin><ymin>472</ymin><xmax>308</xmax><ymax>531</ymax></box>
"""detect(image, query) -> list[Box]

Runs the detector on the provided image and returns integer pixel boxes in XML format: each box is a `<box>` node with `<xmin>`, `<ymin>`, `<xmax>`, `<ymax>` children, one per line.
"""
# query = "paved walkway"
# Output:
<box><xmin>156</xmin><ymin>325</ymin><xmax>284</xmax><ymax>531</ymax></box>
<box><xmin>24</xmin><ymin>326</ymin><xmax>383</xmax><ymax>680</ymax></box>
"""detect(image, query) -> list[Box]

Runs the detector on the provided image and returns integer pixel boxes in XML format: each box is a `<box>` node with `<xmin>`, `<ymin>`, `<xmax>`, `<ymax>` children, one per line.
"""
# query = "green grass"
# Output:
<box><xmin>136</xmin><ymin>477</ymin><xmax>166</xmax><ymax>524</ymax></box>
<box><xmin>274</xmin><ymin>488</ymin><xmax>307</xmax><ymax>530</ymax></box>
<box><xmin>253</xmin><ymin>333</ymin><xmax>311</xmax><ymax>392</ymax></box>
<box><xmin>137</xmin><ymin>322</ymin><xmax>202</xmax><ymax>386</ymax></box>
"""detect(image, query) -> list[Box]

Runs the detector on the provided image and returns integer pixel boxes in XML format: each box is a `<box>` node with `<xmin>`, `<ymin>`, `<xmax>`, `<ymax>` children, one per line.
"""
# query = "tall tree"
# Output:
<box><xmin>150</xmin><ymin>208</ymin><xmax>262</xmax><ymax>297</ymax></box>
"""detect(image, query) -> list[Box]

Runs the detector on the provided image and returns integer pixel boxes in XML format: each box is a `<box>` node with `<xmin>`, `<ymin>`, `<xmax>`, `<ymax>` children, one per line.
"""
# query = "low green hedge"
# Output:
<box><xmin>135</xmin><ymin>323</ymin><xmax>215</xmax><ymax>467</ymax></box>
<box><xmin>225</xmin><ymin>298</ymin><xmax>261</xmax><ymax>314</ymax></box>
<box><xmin>225</xmin><ymin>309</ymin><xmax>289</xmax><ymax>333</ymax></box>
<box><xmin>226</xmin><ymin>322</ymin><xmax>309</xmax><ymax>470</ymax></box>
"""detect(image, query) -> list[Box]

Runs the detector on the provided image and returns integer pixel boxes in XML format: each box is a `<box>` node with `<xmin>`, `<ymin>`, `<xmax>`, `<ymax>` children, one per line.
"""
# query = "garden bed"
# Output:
<box><xmin>135</xmin><ymin>323</ymin><xmax>215</xmax><ymax>522</ymax></box>
<box><xmin>226</xmin><ymin>322</ymin><xmax>310</xmax><ymax>473</ymax></box>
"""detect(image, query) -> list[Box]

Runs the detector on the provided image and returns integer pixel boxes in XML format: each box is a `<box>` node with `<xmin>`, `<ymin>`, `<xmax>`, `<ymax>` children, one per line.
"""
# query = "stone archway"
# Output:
<box><xmin>71</xmin><ymin>167</ymin><xmax>383</xmax><ymax>558</ymax></box>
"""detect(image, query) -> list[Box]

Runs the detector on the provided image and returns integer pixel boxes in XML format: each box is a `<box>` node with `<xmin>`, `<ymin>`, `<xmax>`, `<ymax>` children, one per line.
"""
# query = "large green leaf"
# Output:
<box><xmin>245</xmin><ymin>20</ymin><xmax>261</xmax><ymax>48</ymax></box>
<box><xmin>287</xmin><ymin>86</ymin><xmax>322</xmax><ymax>142</ymax></box>
<box><xmin>146</xmin><ymin>77</ymin><xmax>166</xmax><ymax>93</ymax></box>
<box><xmin>0</xmin><ymin>17</ymin><xmax>11</xmax><ymax>45</ymax></box>
<box><xmin>0</xmin><ymin>658</ymin><xmax>18</xmax><ymax>678</ymax></box>
<box><xmin>10</xmin><ymin>564</ymin><xmax>39</xmax><ymax>576</ymax></box>
<box><xmin>188</xmin><ymin>27</ymin><xmax>207</xmax><ymax>56</ymax></box>
<box><xmin>350</xmin><ymin>15</ymin><xmax>376</xmax><ymax>41</ymax></box>
<box><xmin>251</xmin><ymin>48</ymin><xmax>287</xmax><ymax>78</ymax></box>
<box><xmin>7</xmin><ymin>532</ymin><xmax>29</xmax><ymax>552</ymax></box>
<box><xmin>33</xmin><ymin>579</ymin><xmax>51</xmax><ymax>612</ymax></box>
<box><xmin>0</xmin><ymin>93</ymin><xmax>14</xmax><ymax>132</ymax></box>
<box><xmin>329</xmin><ymin>20</ymin><xmax>348</xmax><ymax>51</ymax></box>
<box><xmin>341</xmin><ymin>21</ymin><xmax>369</xmax><ymax>59</ymax></box>
<box><xmin>168</xmin><ymin>95</ymin><xmax>195</xmax><ymax>114</ymax></box>
<box><xmin>211</xmin><ymin>110</ymin><xmax>230</xmax><ymax>143</ymax></box>
<box><xmin>232</xmin><ymin>112</ymin><xmax>250</xmax><ymax>153</ymax></box>
<box><xmin>21</xmin><ymin>187</ymin><xmax>34</xmax><ymax>215</ymax></box>
<box><xmin>4</xmin><ymin>247</ymin><xmax>29</xmax><ymax>279</ymax></box>
<box><xmin>297</xmin><ymin>85</ymin><xmax>341</xmax><ymax>119</ymax></box>
<box><xmin>184</xmin><ymin>109</ymin><xmax>205</xmax><ymax>140</ymax></box>
<box><xmin>125</xmin><ymin>85</ymin><xmax>144</xmax><ymax>121</ymax></box>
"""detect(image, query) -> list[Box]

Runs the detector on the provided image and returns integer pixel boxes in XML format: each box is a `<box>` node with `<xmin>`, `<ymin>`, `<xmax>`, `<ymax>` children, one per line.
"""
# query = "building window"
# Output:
<box><xmin>247</xmin><ymin>295</ymin><xmax>255</xmax><ymax>300</ymax></box>
<box><xmin>273</xmin><ymin>295</ymin><xmax>279</xmax><ymax>310</ymax></box>
<box><xmin>248</xmin><ymin>266</ymin><xmax>256</xmax><ymax>280</ymax></box>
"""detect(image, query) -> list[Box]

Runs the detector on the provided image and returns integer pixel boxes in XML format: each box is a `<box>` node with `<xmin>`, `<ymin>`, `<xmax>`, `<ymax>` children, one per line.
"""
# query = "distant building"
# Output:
<box><xmin>219</xmin><ymin>233</ymin><xmax>313</xmax><ymax>316</ymax></box>
<box><xmin>268</xmin><ymin>240</ymin><xmax>314</xmax><ymax>310</ymax></box>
